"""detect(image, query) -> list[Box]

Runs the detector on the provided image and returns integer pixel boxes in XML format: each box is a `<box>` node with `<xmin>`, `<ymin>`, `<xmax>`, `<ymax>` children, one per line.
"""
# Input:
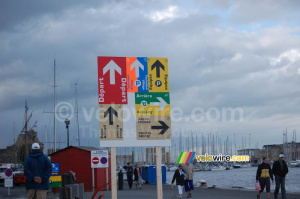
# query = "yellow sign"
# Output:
<box><xmin>148</xmin><ymin>58</ymin><xmax>169</xmax><ymax>92</ymax></box>
<box><xmin>99</xmin><ymin>104</ymin><xmax>123</xmax><ymax>140</ymax></box>
<box><xmin>136</xmin><ymin>116</ymin><xmax>171</xmax><ymax>140</ymax></box>
<box><xmin>49</xmin><ymin>176</ymin><xmax>61</xmax><ymax>182</ymax></box>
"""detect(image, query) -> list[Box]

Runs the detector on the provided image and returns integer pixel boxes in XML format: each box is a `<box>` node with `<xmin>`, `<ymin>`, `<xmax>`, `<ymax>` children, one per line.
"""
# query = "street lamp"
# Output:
<box><xmin>64</xmin><ymin>118</ymin><xmax>70</xmax><ymax>147</ymax></box>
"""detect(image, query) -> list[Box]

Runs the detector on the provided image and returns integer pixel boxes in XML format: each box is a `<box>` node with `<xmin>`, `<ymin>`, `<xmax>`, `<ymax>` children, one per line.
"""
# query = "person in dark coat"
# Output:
<box><xmin>272</xmin><ymin>154</ymin><xmax>289</xmax><ymax>199</ymax></box>
<box><xmin>171</xmin><ymin>164</ymin><xmax>186</xmax><ymax>199</ymax></box>
<box><xmin>134</xmin><ymin>164</ymin><xmax>143</xmax><ymax>189</ymax></box>
<box><xmin>256</xmin><ymin>157</ymin><xmax>274</xmax><ymax>199</ymax></box>
<box><xmin>24</xmin><ymin>143</ymin><xmax>52</xmax><ymax>199</ymax></box>
<box><xmin>123</xmin><ymin>162</ymin><xmax>134</xmax><ymax>189</ymax></box>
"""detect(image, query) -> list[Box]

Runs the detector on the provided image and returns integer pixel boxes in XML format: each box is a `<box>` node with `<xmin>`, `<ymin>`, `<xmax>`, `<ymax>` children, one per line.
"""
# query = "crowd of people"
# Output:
<box><xmin>23</xmin><ymin>142</ymin><xmax>290</xmax><ymax>199</ymax></box>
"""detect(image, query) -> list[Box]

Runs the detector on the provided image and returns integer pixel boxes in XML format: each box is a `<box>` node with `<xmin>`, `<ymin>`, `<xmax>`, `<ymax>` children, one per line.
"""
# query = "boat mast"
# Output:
<box><xmin>25</xmin><ymin>100</ymin><xmax>28</xmax><ymax>158</ymax></box>
<box><xmin>54</xmin><ymin>59</ymin><xmax>56</xmax><ymax>152</ymax></box>
<box><xmin>75</xmin><ymin>82</ymin><xmax>80</xmax><ymax>146</ymax></box>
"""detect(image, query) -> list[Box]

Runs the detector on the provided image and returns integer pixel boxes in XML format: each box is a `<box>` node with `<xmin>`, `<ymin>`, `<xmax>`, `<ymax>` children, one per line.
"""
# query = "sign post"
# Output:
<box><xmin>4</xmin><ymin>168</ymin><xmax>13</xmax><ymax>196</ymax></box>
<box><xmin>98</xmin><ymin>57</ymin><xmax>171</xmax><ymax>199</ymax></box>
<box><xmin>111</xmin><ymin>147</ymin><xmax>117</xmax><ymax>199</ymax></box>
<box><xmin>156</xmin><ymin>147</ymin><xmax>163</xmax><ymax>199</ymax></box>
<box><xmin>91</xmin><ymin>150</ymin><xmax>109</xmax><ymax>192</ymax></box>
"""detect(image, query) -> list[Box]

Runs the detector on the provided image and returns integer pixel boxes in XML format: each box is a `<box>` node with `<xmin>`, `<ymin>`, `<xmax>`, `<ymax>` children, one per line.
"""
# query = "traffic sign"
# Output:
<box><xmin>99</xmin><ymin>104</ymin><xmax>123</xmax><ymax>140</ymax></box>
<box><xmin>135</xmin><ymin>92</ymin><xmax>170</xmax><ymax>116</ymax></box>
<box><xmin>148</xmin><ymin>58</ymin><xmax>169</xmax><ymax>92</ymax></box>
<box><xmin>98</xmin><ymin>57</ymin><xmax>127</xmax><ymax>104</ymax></box>
<box><xmin>4</xmin><ymin>168</ymin><xmax>13</xmax><ymax>178</ymax></box>
<box><xmin>126</xmin><ymin>57</ymin><xmax>148</xmax><ymax>93</ymax></box>
<box><xmin>4</xmin><ymin>178</ymin><xmax>13</xmax><ymax>187</ymax></box>
<box><xmin>91</xmin><ymin>150</ymin><xmax>109</xmax><ymax>168</ymax></box>
<box><xmin>92</xmin><ymin>157</ymin><xmax>100</xmax><ymax>164</ymax></box>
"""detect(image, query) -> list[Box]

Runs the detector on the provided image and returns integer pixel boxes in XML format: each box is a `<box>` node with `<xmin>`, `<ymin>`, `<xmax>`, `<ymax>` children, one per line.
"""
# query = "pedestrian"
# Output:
<box><xmin>182</xmin><ymin>163</ymin><xmax>195</xmax><ymax>198</ymax></box>
<box><xmin>256</xmin><ymin>157</ymin><xmax>274</xmax><ymax>199</ymax></box>
<box><xmin>134</xmin><ymin>164</ymin><xmax>143</xmax><ymax>189</ymax></box>
<box><xmin>124</xmin><ymin>162</ymin><xmax>134</xmax><ymax>189</ymax></box>
<box><xmin>24</xmin><ymin>143</ymin><xmax>52</xmax><ymax>199</ymax></box>
<box><xmin>272</xmin><ymin>154</ymin><xmax>289</xmax><ymax>199</ymax></box>
<box><xmin>171</xmin><ymin>164</ymin><xmax>186</xmax><ymax>199</ymax></box>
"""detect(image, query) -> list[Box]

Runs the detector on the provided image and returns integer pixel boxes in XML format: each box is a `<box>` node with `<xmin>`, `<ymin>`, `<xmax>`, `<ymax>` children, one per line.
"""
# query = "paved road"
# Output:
<box><xmin>1</xmin><ymin>183</ymin><xmax>299</xmax><ymax>199</ymax></box>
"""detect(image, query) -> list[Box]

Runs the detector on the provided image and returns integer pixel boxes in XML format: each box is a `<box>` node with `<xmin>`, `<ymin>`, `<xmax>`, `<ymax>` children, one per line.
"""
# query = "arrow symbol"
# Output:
<box><xmin>104</xmin><ymin>106</ymin><xmax>118</xmax><ymax>125</ymax></box>
<box><xmin>130</xmin><ymin>59</ymin><xmax>144</xmax><ymax>78</ymax></box>
<box><xmin>151</xmin><ymin>60</ymin><xmax>165</xmax><ymax>78</ymax></box>
<box><xmin>151</xmin><ymin>121</ymin><xmax>169</xmax><ymax>135</ymax></box>
<box><xmin>103</xmin><ymin>60</ymin><xmax>122</xmax><ymax>85</ymax></box>
<box><xmin>150</xmin><ymin>97</ymin><xmax>168</xmax><ymax>111</ymax></box>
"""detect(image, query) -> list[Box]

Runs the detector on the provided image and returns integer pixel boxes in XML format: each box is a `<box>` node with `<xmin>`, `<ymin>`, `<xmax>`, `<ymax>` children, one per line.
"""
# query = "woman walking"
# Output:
<box><xmin>171</xmin><ymin>164</ymin><xmax>186</xmax><ymax>199</ymax></box>
<box><xmin>134</xmin><ymin>164</ymin><xmax>143</xmax><ymax>189</ymax></box>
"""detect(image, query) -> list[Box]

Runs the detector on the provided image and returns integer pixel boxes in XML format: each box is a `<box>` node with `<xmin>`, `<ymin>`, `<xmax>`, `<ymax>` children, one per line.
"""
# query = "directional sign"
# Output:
<box><xmin>135</xmin><ymin>92</ymin><xmax>170</xmax><ymax>116</ymax></box>
<box><xmin>126</xmin><ymin>57</ymin><xmax>148</xmax><ymax>93</ymax></box>
<box><xmin>136</xmin><ymin>116</ymin><xmax>171</xmax><ymax>140</ymax></box>
<box><xmin>98</xmin><ymin>56</ymin><xmax>127</xmax><ymax>104</ymax></box>
<box><xmin>91</xmin><ymin>150</ymin><xmax>109</xmax><ymax>168</ymax></box>
<box><xmin>148</xmin><ymin>58</ymin><xmax>169</xmax><ymax>92</ymax></box>
<box><xmin>98</xmin><ymin>57</ymin><xmax>171</xmax><ymax>147</ymax></box>
<box><xmin>99</xmin><ymin>104</ymin><xmax>123</xmax><ymax>140</ymax></box>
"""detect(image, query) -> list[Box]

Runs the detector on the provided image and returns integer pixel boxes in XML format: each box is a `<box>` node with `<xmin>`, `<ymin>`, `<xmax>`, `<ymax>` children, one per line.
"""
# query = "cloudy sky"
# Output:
<box><xmin>1</xmin><ymin>0</ymin><xmax>300</xmax><ymax>151</ymax></box>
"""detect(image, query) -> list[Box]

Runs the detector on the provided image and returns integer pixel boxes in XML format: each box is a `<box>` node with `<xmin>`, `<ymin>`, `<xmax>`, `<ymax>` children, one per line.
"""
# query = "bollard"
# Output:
<box><xmin>118</xmin><ymin>170</ymin><xmax>123</xmax><ymax>190</ymax></box>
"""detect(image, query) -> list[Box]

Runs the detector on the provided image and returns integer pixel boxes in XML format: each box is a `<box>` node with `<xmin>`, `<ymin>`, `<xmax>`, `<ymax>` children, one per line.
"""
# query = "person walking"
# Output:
<box><xmin>24</xmin><ymin>143</ymin><xmax>52</xmax><ymax>199</ymax></box>
<box><xmin>124</xmin><ymin>162</ymin><xmax>134</xmax><ymax>189</ymax></box>
<box><xmin>134</xmin><ymin>164</ymin><xmax>143</xmax><ymax>189</ymax></box>
<box><xmin>256</xmin><ymin>157</ymin><xmax>274</xmax><ymax>199</ymax></box>
<box><xmin>183</xmin><ymin>163</ymin><xmax>195</xmax><ymax>198</ymax></box>
<box><xmin>171</xmin><ymin>164</ymin><xmax>186</xmax><ymax>199</ymax></box>
<box><xmin>272</xmin><ymin>154</ymin><xmax>289</xmax><ymax>199</ymax></box>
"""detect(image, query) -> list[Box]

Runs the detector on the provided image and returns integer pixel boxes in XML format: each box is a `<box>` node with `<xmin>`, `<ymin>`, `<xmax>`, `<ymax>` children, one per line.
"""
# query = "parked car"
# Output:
<box><xmin>13</xmin><ymin>170</ymin><xmax>26</xmax><ymax>185</ymax></box>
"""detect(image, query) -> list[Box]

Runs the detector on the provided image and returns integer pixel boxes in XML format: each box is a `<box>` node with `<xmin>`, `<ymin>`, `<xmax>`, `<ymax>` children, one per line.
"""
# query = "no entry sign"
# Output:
<box><xmin>91</xmin><ymin>150</ymin><xmax>109</xmax><ymax>168</ymax></box>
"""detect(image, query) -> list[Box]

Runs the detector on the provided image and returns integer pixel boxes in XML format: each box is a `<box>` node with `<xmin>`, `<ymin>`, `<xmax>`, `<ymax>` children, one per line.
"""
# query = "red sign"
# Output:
<box><xmin>92</xmin><ymin>157</ymin><xmax>99</xmax><ymax>165</ymax></box>
<box><xmin>98</xmin><ymin>57</ymin><xmax>127</xmax><ymax>104</ymax></box>
<box><xmin>4</xmin><ymin>168</ymin><xmax>13</xmax><ymax>178</ymax></box>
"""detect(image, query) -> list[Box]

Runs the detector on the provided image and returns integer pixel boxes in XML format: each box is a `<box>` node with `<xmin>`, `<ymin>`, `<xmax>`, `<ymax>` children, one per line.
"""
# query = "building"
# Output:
<box><xmin>0</xmin><ymin>130</ymin><xmax>43</xmax><ymax>163</ymax></box>
<box><xmin>49</xmin><ymin>146</ymin><xmax>111</xmax><ymax>191</ymax></box>
<box><xmin>237</xmin><ymin>142</ymin><xmax>300</xmax><ymax>165</ymax></box>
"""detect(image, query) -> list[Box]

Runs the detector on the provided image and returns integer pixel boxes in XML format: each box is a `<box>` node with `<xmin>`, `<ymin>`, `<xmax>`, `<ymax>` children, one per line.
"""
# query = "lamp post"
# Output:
<box><xmin>64</xmin><ymin>118</ymin><xmax>70</xmax><ymax>147</ymax></box>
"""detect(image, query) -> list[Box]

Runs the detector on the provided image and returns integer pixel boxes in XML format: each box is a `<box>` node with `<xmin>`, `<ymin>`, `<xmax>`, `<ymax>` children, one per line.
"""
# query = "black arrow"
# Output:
<box><xmin>151</xmin><ymin>60</ymin><xmax>165</xmax><ymax>78</ymax></box>
<box><xmin>151</xmin><ymin>121</ymin><xmax>169</xmax><ymax>135</ymax></box>
<box><xmin>104</xmin><ymin>106</ymin><xmax>118</xmax><ymax>125</ymax></box>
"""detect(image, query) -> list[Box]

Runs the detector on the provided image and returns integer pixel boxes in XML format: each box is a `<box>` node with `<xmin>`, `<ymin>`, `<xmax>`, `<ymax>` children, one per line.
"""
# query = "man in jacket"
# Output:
<box><xmin>124</xmin><ymin>162</ymin><xmax>134</xmax><ymax>189</ymax></box>
<box><xmin>24</xmin><ymin>143</ymin><xmax>52</xmax><ymax>199</ymax></box>
<box><xmin>272</xmin><ymin>154</ymin><xmax>289</xmax><ymax>199</ymax></box>
<box><xmin>182</xmin><ymin>163</ymin><xmax>195</xmax><ymax>198</ymax></box>
<box><xmin>256</xmin><ymin>157</ymin><xmax>274</xmax><ymax>199</ymax></box>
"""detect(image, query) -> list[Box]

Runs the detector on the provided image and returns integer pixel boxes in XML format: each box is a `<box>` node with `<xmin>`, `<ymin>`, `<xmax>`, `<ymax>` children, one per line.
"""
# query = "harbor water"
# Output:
<box><xmin>167</xmin><ymin>167</ymin><xmax>300</xmax><ymax>193</ymax></box>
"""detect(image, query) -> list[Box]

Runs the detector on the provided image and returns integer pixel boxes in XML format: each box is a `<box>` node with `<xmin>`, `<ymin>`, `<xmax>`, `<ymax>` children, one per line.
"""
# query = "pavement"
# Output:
<box><xmin>1</xmin><ymin>182</ymin><xmax>299</xmax><ymax>199</ymax></box>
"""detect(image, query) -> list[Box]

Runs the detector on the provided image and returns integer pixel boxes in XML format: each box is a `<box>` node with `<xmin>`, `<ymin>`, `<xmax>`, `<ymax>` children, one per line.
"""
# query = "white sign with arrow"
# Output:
<box><xmin>103</xmin><ymin>60</ymin><xmax>122</xmax><ymax>85</ymax></box>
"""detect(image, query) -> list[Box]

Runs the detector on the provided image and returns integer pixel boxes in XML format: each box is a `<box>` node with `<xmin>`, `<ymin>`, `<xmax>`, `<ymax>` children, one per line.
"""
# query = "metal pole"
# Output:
<box><xmin>54</xmin><ymin>59</ymin><xmax>56</xmax><ymax>152</ymax></box>
<box><xmin>92</xmin><ymin>168</ymin><xmax>95</xmax><ymax>192</ymax></box>
<box><xmin>67</xmin><ymin>126</ymin><xmax>69</xmax><ymax>147</ymax></box>
<box><xmin>25</xmin><ymin>100</ymin><xmax>28</xmax><ymax>159</ymax></box>
<box><xmin>8</xmin><ymin>187</ymin><xmax>10</xmax><ymax>196</ymax></box>
<box><xmin>75</xmin><ymin>82</ymin><xmax>80</xmax><ymax>146</ymax></box>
